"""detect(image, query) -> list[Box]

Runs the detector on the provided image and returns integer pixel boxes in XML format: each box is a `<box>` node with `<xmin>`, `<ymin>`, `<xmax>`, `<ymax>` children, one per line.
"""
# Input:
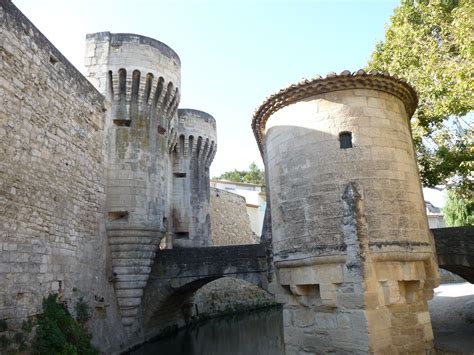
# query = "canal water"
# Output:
<box><xmin>130</xmin><ymin>306</ymin><xmax>284</xmax><ymax>355</ymax></box>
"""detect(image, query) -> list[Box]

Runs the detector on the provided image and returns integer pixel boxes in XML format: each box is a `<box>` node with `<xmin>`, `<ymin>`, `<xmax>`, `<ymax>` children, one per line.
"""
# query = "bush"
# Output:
<box><xmin>74</xmin><ymin>297</ymin><xmax>91</xmax><ymax>325</ymax></box>
<box><xmin>33</xmin><ymin>294</ymin><xmax>98</xmax><ymax>355</ymax></box>
<box><xmin>0</xmin><ymin>319</ymin><xmax>8</xmax><ymax>333</ymax></box>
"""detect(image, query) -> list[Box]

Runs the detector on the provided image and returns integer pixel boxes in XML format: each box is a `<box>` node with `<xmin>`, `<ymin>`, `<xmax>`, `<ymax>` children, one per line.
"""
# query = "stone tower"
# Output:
<box><xmin>85</xmin><ymin>33</ymin><xmax>181</xmax><ymax>326</ymax></box>
<box><xmin>171</xmin><ymin>109</ymin><xmax>217</xmax><ymax>248</ymax></box>
<box><xmin>252</xmin><ymin>70</ymin><xmax>439</xmax><ymax>353</ymax></box>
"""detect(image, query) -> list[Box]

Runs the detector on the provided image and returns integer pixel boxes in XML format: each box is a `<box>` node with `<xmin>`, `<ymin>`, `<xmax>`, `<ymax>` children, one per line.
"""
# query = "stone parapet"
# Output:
<box><xmin>176</xmin><ymin>109</ymin><xmax>217</xmax><ymax>168</ymax></box>
<box><xmin>252</xmin><ymin>69</ymin><xmax>418</xmax><ymax>156</ymax></box>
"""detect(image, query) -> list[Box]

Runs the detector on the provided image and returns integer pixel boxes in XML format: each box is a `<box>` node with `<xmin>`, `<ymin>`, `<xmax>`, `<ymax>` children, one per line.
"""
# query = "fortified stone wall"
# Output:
<box><xmin>0</xmin><ymin>1</ymin><xmax>125</xmax><ymax>352</ymax></box>
<box><xmin>210</xmin><ymin>188</ymin><xmax>257</xmax><ymax>245</ymax></box>
<box><xmin>1</xmin><ymin>2</ymin><xmax>219</xmax><ymax>351</ymax></box>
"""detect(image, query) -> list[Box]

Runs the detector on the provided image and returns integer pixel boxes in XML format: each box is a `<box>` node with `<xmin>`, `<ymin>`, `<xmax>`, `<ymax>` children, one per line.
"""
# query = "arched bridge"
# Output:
<box><xmin>137</xmin><ymin>226</ymin><xmax>473</xmax><ymax>341</ymax></box>
<box><xmin>432</xmin><ymin>226</ymin><xmax>474</xmax><ymax>283</ymax></box>
<box><xmin>141</xmin><ymin>244</ymin><xmax>268</xmax><ymax>339</ymax></box>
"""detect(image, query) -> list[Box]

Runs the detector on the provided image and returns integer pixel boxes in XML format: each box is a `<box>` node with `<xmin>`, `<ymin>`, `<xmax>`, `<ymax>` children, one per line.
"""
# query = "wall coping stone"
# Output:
<box><xmin>251</xmin><ymin>69</ymin><xmax>418</xmax><ymax>156</ymax></box>
<box><xmin>2</xmin><ymin>0</ymin><xmax>105</xmax><ymax>107</ymax></box>
<box><xmin>86</xmin><ymin>32</ymin><xmax>181</xmax><ymax>65</ymax></box>
<box><xmin>178</xmin><ymin>108</ymin><xmax>217</xmax><ymax>126</ymax></box>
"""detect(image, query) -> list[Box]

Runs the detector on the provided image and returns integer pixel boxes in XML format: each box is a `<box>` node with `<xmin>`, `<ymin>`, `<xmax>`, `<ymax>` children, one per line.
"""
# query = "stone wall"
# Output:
<box><xmin>0</xmin><ymin>1</ymin><xmax>125</xmax><ymax>352</ymax></box>
<box><xmin>193</xmin><ymin>278</ymin><xmax>275</xmax><ymax>318</ymax></box>
<box><xmin>210</xmin><ymin>187</ymin><xmax>257</xmax><ymax>245</ymax></box>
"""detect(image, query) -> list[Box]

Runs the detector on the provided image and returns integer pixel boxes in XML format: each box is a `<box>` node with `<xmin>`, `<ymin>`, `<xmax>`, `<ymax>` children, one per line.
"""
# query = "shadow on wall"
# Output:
<box><xmin>142</xmin><ymin>276</ymin><xmax>274</xmax><ymax>339</ymax></box>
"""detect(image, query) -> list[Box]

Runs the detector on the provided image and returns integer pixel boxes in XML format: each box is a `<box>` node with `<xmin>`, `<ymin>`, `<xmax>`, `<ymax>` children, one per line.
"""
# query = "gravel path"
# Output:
<box><xmin>429</xmin><ymin>283</ymin><xmax>474</xmax><ymax>354</ymax></box>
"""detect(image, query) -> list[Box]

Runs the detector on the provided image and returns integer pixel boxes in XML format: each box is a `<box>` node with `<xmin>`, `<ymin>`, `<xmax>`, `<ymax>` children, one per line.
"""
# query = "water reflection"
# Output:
<box><xmin>131</xmin><ymin>307</ymin><xmax>284</xmax><ymax>355</ymax></box>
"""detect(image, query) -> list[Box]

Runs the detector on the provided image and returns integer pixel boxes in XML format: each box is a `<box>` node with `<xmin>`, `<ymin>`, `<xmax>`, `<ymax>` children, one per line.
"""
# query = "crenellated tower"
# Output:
<box><xmin>170</xmin><ymin>109</ymin><xmax>217</xmax><ymax>247</ymax></box>
<box><xmin>85</xmin><ymin>32</ymin><xmax>181</xmax><ymax>327</ymax></box>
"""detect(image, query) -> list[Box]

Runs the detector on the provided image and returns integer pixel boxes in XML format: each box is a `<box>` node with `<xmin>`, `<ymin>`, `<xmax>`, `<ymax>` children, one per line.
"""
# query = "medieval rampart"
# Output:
<box><xmin>210</xmin><ymin>188</ymin><xmax>257</xmax><ymax>245</ymax></box>
<box><xmin>0</xmin><ymin>1</ymin><xmax>126</xmax><ymax>351</ymax></box>
<box><xmin>1</xmin><ymin>1</ymin><xmax>219</xmax><ymax>351</ymax></box>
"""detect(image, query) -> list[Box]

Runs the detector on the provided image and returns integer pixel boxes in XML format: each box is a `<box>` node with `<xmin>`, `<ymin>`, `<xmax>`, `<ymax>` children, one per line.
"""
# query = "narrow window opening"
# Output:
<box><xmin>108</xmin><ymin>211</ymin><xmax>129</xmax><ymax>221</ymax></box>
<box><xmin>113</xmin><ymin>119</ymin><xmax>131</xmax><ymax>127</ymax></box>
<box><xmin>175</xmin><ymin>232</ymin><xmax>189</xmax><ymax>239</ymax></box>
<box><xmin>107</xmin><ymin>70</ymin><xmax>114</xmax><ymax>97</ymax></box>
<box><xmin>144</xmin><ymin>73</ymin><xmax>153</xmax><ymax>104</ymax></box>
<box><xmin>188</xmin><ymin>136</ymin><xmax>194</xmax><ymax>156</ymax></box>
<box><xmin>118</xmin><ymin>69</ymin><xmax>127</xmax><ymax>102</ymax></box>
<box><xmin>173</xmin><ymin>172</ymin><xmax>186</xmax><ymax>178</ymax></box>
<box><xmin>49</xmin><ymin>54</ymin><xmax>58</xmax><ymax>65</ymax></box>
<box><xmin>158</xmin><ymin>125</ymin><xmax>166</xmax><ymax>134</ymax></box>
<box><xmin>131</xmin><ymin>70</ymin><xmax>141</xmax><ymax>103</ymax></box>
<box><xmin>153</xmin><ymin>77</ymin><xmax>164</xmax><ymax>106</ymax></box>
<box><xmin>339</xmin><ymin>132</ymin><xmax>353</xmax><ymax>149</ymax></box>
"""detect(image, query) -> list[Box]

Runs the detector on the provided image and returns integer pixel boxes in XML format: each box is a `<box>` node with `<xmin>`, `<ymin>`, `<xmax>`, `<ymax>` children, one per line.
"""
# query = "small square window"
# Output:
<box><xmin>339</xmin><ymin>132</ymin><xmax>352</xmax><ymax>149</ymax></box>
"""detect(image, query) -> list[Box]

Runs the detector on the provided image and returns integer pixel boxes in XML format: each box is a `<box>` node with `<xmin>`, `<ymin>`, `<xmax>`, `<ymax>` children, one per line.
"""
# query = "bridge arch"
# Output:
<box><xmin>141</xmin><ymin>245</ymin><xmax>269</xmax><ymax>339</ymax></box>
<box><xmin>432</xmin><ymin>227</ymin><xmax>474</xmax><ymax>283</ymax></box>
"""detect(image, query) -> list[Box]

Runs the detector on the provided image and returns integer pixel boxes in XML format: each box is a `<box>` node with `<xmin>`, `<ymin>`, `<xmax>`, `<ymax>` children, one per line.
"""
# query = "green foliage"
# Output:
<box><xmin>33</xmin><ymin>294</ymin><xmax>98</xmax><ymax>355</ymax></box>
<box><xmin>21</xmin><ymin>319</ymin><xmax>34</xmax><ymax>334</ymax></box>
<box><xmin>367</xmin><ymin>0</ymin><xmax>473</xmax><ymax>193</ymax></box>
<box><xmin>0</xmin><ymin>319</ymin><xmax>8</xmax><ymax>332</ymax></box>
<box><xmin>14</xmin><ymin>331</ymin><xmax>26</xmax><ymax>351</ymax></box>
<box><xmin>443</xmin><ymin>189</ymin><xmax>474</xmax><ymax>226</ymax></box>
<box><xmin>216</xmin><ymin>162</ymin><xmax>265</xmax><ymax>185</ymax></box>
<box><xmin>74</xmin><ymin>297</ymin><xmax>91</xmax><ymax>325</ymax></box>
<box><xmin>0</xmin><ymin>334</ymin><xmax>11</xmax><ymax>350</ymax></box>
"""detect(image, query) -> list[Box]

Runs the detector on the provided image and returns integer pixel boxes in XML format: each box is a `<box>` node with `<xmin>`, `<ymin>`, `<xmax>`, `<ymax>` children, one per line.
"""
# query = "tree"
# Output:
<box><xmin>443</xmin><ymin>189</ymin><xmax>474</xmax><ymax>226</ymax></box>
<box><xmin>215</xmin><ymin>162</ymin><xmax>265</xmax><ymax>185</ymax></box>
<box><xmin>243</xmin><ymin>162</ymin><xmax>265</xmax><ymax>185</ymax></box>
<box><xmin>367</xmin><ymin>0</ymin><xmax>473</xmax><ymax>195</ymax></box>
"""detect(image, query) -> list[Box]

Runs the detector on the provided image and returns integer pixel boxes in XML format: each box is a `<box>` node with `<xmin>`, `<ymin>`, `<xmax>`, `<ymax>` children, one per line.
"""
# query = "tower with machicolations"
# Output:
<box><xmin>84</xmin><ymin>32</ymin><xmax>216</xmax><ymax>327</ymax></box>
<box><xmin>170</xmin><ymin>109</ymin><xmax>217</xmax><ymax>248</ymax></box>
<box><xmin>253</xmin><ymin>70</ymin><xmax>439</xmax><ymax>354</ymax></box>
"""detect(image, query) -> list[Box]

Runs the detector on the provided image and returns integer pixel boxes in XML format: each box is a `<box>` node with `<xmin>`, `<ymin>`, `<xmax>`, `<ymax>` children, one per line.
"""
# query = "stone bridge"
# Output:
<box><xmin>141</xmin><ymin>244</ymin><xmax>268</xmax><ymax>339</ymax></box>
<box><xmin>432</xmin><ymin>226</ymin><xmax>474</xmax><ymax>283</ymax></box>
<box><xmin>135</xmin><ymin>227</ymin><xmax>473</xmax><ymax>342</ymax></box>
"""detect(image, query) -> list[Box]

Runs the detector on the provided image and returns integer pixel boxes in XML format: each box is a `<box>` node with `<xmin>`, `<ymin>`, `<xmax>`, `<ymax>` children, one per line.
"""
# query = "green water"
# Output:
<box><xmin>130</xmin><ymin>307</ymin><xmax>284</xmax><ymax>355</ymax></box>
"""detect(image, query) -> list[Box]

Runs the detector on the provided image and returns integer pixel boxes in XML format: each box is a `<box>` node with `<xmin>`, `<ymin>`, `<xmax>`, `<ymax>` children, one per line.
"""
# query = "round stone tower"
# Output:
<box><xmin>85</xmin><ymin>32</ymin><xmax>181</xmax><ymax>326</ymax></box>
<box><xmin>171</xmin><ymin>109</ymin><xmax>217</xmax><ymax>248</ymax></box>
<box><xmin>252</xmin><ymin>70</ymin><xmax>439</xmax><ymax>353</ymax></box>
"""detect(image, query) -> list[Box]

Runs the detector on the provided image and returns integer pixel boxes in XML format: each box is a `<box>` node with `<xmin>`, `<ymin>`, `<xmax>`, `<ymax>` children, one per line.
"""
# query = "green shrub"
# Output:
<box><xmin>74</xmin><ymin>297</ymin><xmax>91</xmax><ymax>325</ymax></box>
<box><xmin>13</xmin><ymin>331</ymin><xmax>25</xmax><ymax>343</ymax></box>
<box><xmin>0</xmin><ymin>319</ymin><xmax>8</xmax><ymax>332</ymax></box>
<box><xmin>33</xmin><ymin>294</ymin><xmax>98</xmax><ymax>355</ymax></box>
<box><xmin>0</xmin><ymin>334</ymin><xmax>11</xmax><ymax>350</ymax></box>
<box><xmin>21</xmin><ymin>319</ymin><xmax>34</xmax><ymax>333</ymax></box>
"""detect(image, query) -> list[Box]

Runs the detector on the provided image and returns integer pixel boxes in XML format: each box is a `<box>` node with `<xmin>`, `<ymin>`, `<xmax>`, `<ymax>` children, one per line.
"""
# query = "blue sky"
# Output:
<box><xmin>14</xmin><ymin>0</ymin><xmax>400</xmax><ymax>176</ymax></box>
